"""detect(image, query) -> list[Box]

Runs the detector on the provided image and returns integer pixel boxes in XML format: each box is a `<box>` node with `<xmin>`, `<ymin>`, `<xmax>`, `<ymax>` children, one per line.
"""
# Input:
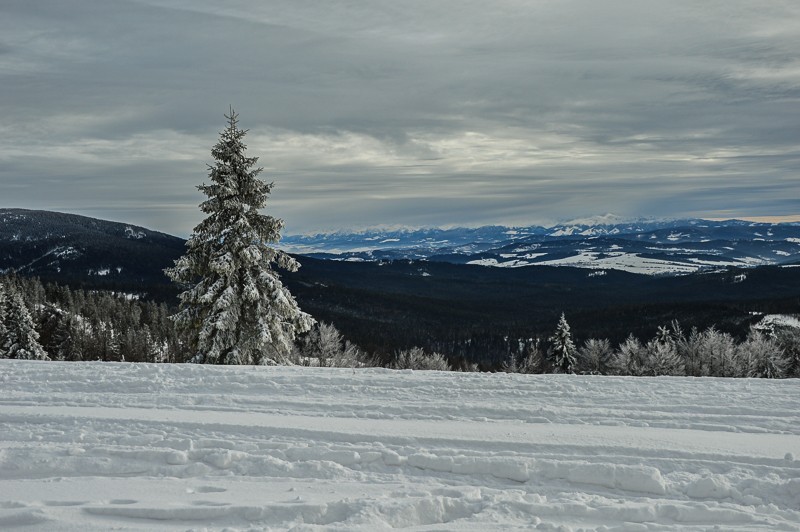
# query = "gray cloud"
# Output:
<box><xmin>1</xmin><ymin>0</ymin><xmax>799</xmax><ymax>235</ymax></box>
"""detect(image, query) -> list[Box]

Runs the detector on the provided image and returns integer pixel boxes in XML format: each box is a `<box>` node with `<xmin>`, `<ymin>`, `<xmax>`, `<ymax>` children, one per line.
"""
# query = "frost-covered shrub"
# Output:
<box><xmin>289</xmin><ymin>322</ymin><xmax>373</xmax><ymax>368</ymax></box>
<box><xmin>460</xmin><ymin>362</ymin><xmax>481</xmax><ymax>372</ymax></box>
<box><xmin>304</xmin><ymin>322</ymin><xmax>344</xmax><ymax>366</ymax></box>
<box><xmin>578</xmin><ymin>338</ymin><xmax>612</xmax><ymax>375</ymax></box>
<box><xmin>642</xmin><ymin>339</ymin><xmax>685</xmax><ymax>376</ymax></box>
<box><xmin>775</xmin><ymin>327</ymin><xmax>800</xmax><ymax>378</ymax></box>
<box><xmin>519</xmin><ymin>343</ymin><xmax>544</xmax><ymax>374</ymax></box>
<box><xmin>500</xmin><ymin>340</ymin><xmax>543</xmax><ymax>374</ymax></box>
<box><xmin>698</xmin><ymin>328</ymin><xmax>739</xmax><ymax>377</ymax></box>
<box><xmin>500</xmin><ymin>350</ymin><xmax>518</xmax><ymax>373</ymax></box>
<box><xmin>609</xmin><ymin>335</ymin><xmax>646</xmax><ymax>376</ymax></box>
<box><xmin>675</xmin><ymin>327</ymin><xmax>704</xmax><ymax>376</ymax></box>
<box><xmin>392</xmin><ymin>347</ymin><xmax>450</xmax><ymax>371</ymax></box>
<box><xmin>738</xmin><ymin>329</ymin><xmax>787</xmax><ymax>379</ymax></box>
<box><xmin>608</xmin><ymin>334</ymin><xmax>685</xmax><ymax>377</ymax></box>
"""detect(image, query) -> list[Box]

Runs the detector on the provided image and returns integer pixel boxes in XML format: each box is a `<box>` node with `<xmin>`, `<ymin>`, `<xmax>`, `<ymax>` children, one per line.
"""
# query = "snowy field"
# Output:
<box><xmin>1</xmin><ymin>361</ymin><xmax>800</xmax><ymax>531</ymax></box>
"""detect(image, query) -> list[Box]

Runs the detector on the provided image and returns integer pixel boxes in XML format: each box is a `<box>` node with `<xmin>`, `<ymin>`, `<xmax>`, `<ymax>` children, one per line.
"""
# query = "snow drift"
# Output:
<box><xmin>1</xmin><ymin>360</ymin><xmax>799</xmax><ymax>530</ymax></box>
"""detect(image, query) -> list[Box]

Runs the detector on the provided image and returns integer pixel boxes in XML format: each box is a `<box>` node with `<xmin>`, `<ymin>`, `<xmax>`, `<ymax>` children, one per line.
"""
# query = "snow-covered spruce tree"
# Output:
<box><xmin>1</xmin><ymin>283</ymin><xmax>49</xmax><ymax>360</ymax></box>
<box><xmin>547</xmin><ymin>313</ymin><xmax>577</xmax><ymax>374</ymax></box>
<box><xmin>165</xmin><ymin>109</ymin><xmax>314</xmax><ymax>365</ymax></box>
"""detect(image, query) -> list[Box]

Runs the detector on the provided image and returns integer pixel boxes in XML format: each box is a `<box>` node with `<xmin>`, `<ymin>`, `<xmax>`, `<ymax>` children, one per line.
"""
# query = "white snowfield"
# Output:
<box><xmin>1</xmin><ymin>361</ymin><xmax>799</xmax><ymax>531</ymax></box>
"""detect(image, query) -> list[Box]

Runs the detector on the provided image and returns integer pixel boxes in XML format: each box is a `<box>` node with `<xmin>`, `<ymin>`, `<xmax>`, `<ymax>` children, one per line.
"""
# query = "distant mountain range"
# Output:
<box><xmin>2</xmin><ymin>209</ymin><xmax>799</xmax><ymax>285</ymax></box>
<box><xmin>282</xmin><ymin>216</ymin><xmax>800</xmax><ymax>275</ymax></box>
<box><xmin>2</xmin><ymin>209</ymin><xmax>799</xmax><ymax>284</ymax></box>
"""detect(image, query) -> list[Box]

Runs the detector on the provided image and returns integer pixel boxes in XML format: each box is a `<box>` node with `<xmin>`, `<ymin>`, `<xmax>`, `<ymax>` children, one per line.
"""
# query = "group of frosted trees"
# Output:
<box><xmin>0</xmin><ymin>278</ymin><xmax>48</xmax><ymax>360</ymax></box>
<box><xmin>4</xmin><ymin>273</ymin><xmax>796</xmax><ymax>378</ymax></box>
<box><xmin>496</xmin><ymin>314</ymin><xmax>800</xmax><ymax>379</ymax></box>
<box><xmin>0</xmin><ymin>276</ymin><xmax>179</xmax><ymax>363</ymax></box>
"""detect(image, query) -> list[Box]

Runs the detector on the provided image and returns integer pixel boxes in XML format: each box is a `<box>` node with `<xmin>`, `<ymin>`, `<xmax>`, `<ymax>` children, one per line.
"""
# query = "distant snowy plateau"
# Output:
<box><xmin>282</xmin><ymin>217</ymin><xmax>800</xmax><ymax>275</ymax></box>
<box><xmin>2</xmin><ymin>360</ymin><xmax>799</xmax><ymax>530</ymax></box>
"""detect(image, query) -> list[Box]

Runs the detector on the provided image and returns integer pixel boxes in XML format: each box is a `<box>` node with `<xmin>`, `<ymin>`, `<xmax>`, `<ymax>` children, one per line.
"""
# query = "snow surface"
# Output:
<box><xmin>533</xmin><ymin>251</ymin><xmax>700</xmax><ymax>275</ymax></box>
<box><xmin>756</xmin><ymin>314</ymin><xmax>800</xmax><ymax>330</ymax></box>
<box><xmin>1</xmin><ymin>361</ymin><xmax>800</xmax><ymax>531</ymax></box>
<box><xmin>469</xmin><ymin>250</ymin><xmax>766</xmax><ymax>275</ymax></box>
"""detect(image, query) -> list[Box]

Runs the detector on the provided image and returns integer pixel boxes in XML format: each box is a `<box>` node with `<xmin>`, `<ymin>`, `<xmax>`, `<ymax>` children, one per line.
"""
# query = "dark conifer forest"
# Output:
<box><xmin>2</xmin><ymin>270</ymin><xmax>799</xmax><ymax>378</ymax></box>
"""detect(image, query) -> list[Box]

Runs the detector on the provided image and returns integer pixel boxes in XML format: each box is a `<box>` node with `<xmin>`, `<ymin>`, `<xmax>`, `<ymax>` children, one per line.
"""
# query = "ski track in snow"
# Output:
<box><xmin>1</xmin><ymin>361</ymin><xmax>799</xmax><ymax>531</ymax></box>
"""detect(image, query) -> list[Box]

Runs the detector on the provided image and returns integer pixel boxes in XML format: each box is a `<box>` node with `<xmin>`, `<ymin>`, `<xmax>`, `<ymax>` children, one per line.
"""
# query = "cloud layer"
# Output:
<box><xmin>2</xmin><ymin>0</ymin><xmax>799</xmax><ymax>235</ymax></box>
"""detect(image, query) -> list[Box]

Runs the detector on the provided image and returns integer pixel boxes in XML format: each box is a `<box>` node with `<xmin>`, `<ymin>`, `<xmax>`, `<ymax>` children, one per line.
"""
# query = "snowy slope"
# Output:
<box><xmin>1</xmin><ymin>361</ymin><xmax>799</xmax><ymax>531</ymax></box>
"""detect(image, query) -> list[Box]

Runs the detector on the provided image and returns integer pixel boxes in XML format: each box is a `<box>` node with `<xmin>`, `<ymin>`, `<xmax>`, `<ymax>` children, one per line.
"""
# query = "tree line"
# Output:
<box><xmin>0</xmin><ymin>275</ymin><xmax>179</xmax><ymax>363</ymax></box>
<box><xmin>492</xmin><ymin>313</ymin><xmax>800</xmax><ymax>378</ymax></box>
<box><xmin>1</xmin><ymin>274</ymin><xmax>798</xmax><ymax>379</ymax></box>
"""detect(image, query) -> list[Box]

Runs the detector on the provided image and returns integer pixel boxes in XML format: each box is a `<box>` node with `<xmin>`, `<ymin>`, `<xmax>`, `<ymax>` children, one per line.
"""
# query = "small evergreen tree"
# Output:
<box><xmin>165</xmin><ymin>109</ymin><xmax>314</xmax><ymax>365</ymax></box>
<box><xmin>548</xmin><ymin>313</ymin><xmax>577</xmax><ymax>374</ymax></box>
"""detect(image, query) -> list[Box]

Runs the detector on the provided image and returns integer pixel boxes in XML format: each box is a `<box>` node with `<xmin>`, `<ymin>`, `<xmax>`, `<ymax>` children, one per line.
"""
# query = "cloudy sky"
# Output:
<box><xmin>2</xmin><ymin>1</ymin><xmax>799</xmax><ymax>235</ymax></box>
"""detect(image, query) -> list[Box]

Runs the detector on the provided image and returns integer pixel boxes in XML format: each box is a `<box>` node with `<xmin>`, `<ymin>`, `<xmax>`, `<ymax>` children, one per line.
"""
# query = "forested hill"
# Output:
<box><xmin>0</xmin><ymin>208</ymin><xmax>184</xmax><ymax>294</ymax></box>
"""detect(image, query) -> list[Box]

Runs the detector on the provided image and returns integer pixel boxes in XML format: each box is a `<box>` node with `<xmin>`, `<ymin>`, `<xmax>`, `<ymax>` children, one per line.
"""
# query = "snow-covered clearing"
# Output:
<box><xmin>533</xmin><ymin>251</ymin><xmax>701</xmax><ymax>275</ymax></box>
<box><xmin>1</xmin><ymin>361</ymin><xmax>799</xmax><ymax>531</ymax></box>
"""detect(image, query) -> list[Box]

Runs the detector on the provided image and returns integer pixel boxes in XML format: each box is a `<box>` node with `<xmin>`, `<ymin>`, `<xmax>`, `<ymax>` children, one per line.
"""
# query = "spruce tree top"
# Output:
<box><xmin>193</xmin><ymin>110</ymin><xmax>295</xmax><ymax>268</ymax></box>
